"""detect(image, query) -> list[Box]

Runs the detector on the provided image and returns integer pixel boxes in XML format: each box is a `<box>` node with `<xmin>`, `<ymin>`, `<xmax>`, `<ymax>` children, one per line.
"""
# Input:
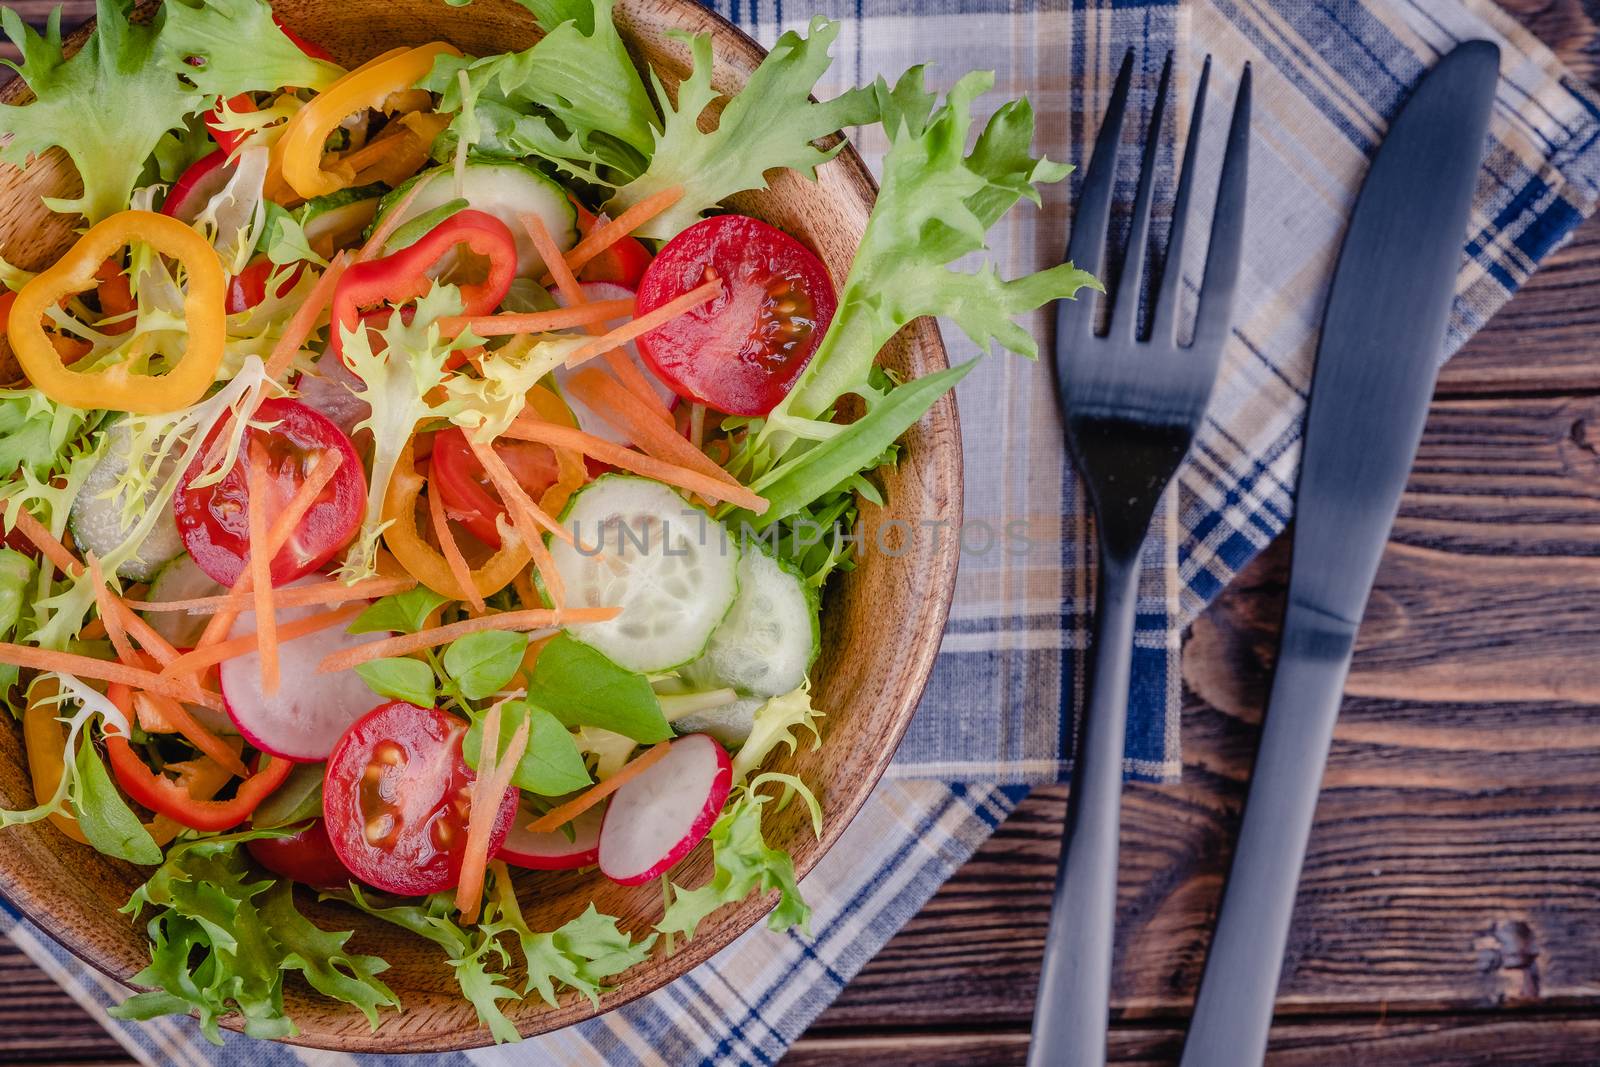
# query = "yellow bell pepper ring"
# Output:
<box><xmin>7</xmin><ymin>210</ymin><xmax>226</xmax><ymax>415</ymax></box>
<box><xmin>276</xmin><ymin>42</ymin><xmax>462</xmax><ymax>200</ymax></box>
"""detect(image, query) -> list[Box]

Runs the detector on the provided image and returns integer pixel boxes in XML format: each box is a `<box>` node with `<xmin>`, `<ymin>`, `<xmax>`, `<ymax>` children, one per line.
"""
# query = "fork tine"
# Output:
<box><xmin>1150</xmin><ymin>56</ymin><xmax>1212</xmax><ymax>345</ymax></box>
<box><xmin>1191</xmin><ymin>64</ymin><xmax>1252</xmax><ymax>354</ymax></box>
<box><xmin>1108</xmin><ymin>53</ymin><xmax>1174</xmax><ymax>341</ymax></box>
<box><xmin>1058</xmin><ymin>51</ymin><xmax>1133</xmax><ymax>339</ymax></box>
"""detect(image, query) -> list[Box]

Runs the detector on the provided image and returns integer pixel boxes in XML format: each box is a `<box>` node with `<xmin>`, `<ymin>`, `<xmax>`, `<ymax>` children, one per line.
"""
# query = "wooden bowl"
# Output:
<box><xmin>0</xmin><ymin>0</ymin><xmax>959</xmax><ymax>1049</ymax></box>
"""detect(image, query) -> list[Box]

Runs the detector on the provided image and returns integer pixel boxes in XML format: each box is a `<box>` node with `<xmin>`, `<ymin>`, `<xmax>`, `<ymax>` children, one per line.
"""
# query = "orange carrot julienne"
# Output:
<box><xmin>127</xmin><ymin>575</ymin><xmax>415</xmax><ymax>615</ymax></box>
<box><xmin>457</xmin><ymin>700</ymin><xmax>529</xmax><ymax>923</ymax></box>
<box><xmin>265</xmin><ymin>251</ymin><xmax>350</xmax><ymax>379</ymax></box>
<box><xmin>357</xmin><ymin>180</ymin><xmax>426</xmax><ymax>262</ymax></box>
<box><xmin>0</xmin><ymin>644</ymin><xmax>226</xmax><ymax>712</ymax></box>
<box><xmin>467</xmin><ymin>437</ymin><xmax>568</xmax><ymax>608</ymax></box>
<box><xmin>525</xmin><ymin>212</ymin><xmax>585</xmax><ymax>309</ymax></box>
<box><xmin>563</xmin><ymin>367</ymin><xmax>747</xmax><ymax>495</ymax></box>
<box><xmin>191</xmin><ymin>448</ymin><xmax>345</xmax><ymax>656</ymax></box>
<box><xmin>564</xmin><ymin>278</ymin><xmax>720</xmax><ymax>369</ymax></box>
<box><xmin>525</xmin><ymin>741</ymin><xmax>671</xmax><ymax>833</ymax></box>
<box><xmin>438</xmin><ymin>298</ymin><xmax>634</xmax><ymax>338</ymax></box>
<box><xmin>164</xmin><ymin>603</ymin><xmax>364</xmax><ymax>679</ymax></box>
<box><xmin>503</xmin><ymin>415</ymin><xmax>767</xmax><ymax>512</ymax></box>
<box><xmin>88</xmin><ymin>554</ymin><xmax>137</xmax><ymax>665</ymax></box>
<box><xmin>245</xmin><ymin>441</ymin><xmax>278</xmax><ymax>696</ymax></box>
<box><xmin>557</xmin><ymin>187</ymin><xmax>684</xmax><ymax>280</ymax></box>
<box><xmin>316</xmin><ymin>606</ymin><xmax>619</xmax><ymax>674</ymax></box>
<box><xmin>142</xmin><ymin>690</ymin><xmax>252</xmax><ymax>778</ymax></box>
<box><xmin>428</xmin><ymin>475</ymin><xmax>485</xmax><ymax>615</ymax></box>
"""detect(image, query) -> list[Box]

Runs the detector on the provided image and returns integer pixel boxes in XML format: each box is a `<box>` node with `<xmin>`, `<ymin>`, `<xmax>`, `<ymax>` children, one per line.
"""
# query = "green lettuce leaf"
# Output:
<box><xmin>658</xmin><ymin>775</ymin><xmax>822</xmax><ymax>940</ymax></box>
<box><xmin>605</xmin><ymin>17</ymin><xmax>876</xmax><ymax>239</ymax></box>
<box><xmin>0</xmin><ymin>0</ymin><xmax>204</xmax><ymax>221</ymax></box>
<box><xmin>464</xmin><ymin>699</ymin><xmax>591</xmax><ymax>796</ymax></box>
<box><xmin>112</xmin><ymin>830</ymin><xmax>399</xmax><ymax>1043</ymax></box>
<box><xmin>157</xmin><ymin>0</ymin><xmax>344</xmax><ymax>97</ymax></box>
<box><xmin>730</xmin><ymin>684</ymin><xmax>824</xmax><ymax>782</ymax></box>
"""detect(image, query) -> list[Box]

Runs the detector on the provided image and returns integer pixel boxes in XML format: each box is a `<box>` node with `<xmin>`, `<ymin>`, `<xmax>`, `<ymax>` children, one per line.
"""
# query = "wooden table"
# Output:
<box><xmin>4</xmin><ymin>2</ymin><xmax>1600</xmax><ymax>1063</ymax></box>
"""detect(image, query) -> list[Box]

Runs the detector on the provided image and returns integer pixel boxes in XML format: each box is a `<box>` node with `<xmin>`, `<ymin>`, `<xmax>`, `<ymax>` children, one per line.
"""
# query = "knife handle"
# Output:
<box><xmin>1028</xmin><ymin>551</ymin><xmax>1140</xmax><ymax>1067</ymax></box>
<box><xmin>1178</xmin><ymin>602</ymin><xmax>1358</xmax><ymax>1067</ymax></box>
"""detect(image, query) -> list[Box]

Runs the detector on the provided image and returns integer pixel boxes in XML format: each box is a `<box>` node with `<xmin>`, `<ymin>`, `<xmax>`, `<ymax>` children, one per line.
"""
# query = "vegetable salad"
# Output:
<box><xmin>0</xmin><ymin>0</ymin><xmax>1095</xmax><ymax>1042</ymax></box>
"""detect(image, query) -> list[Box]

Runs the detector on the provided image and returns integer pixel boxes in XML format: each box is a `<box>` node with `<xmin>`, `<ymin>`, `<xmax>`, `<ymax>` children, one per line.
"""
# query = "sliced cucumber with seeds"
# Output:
<box><xmin>672</xmin><ymin>696</ymin><xmax>765</xmax><ymax>747</ymax></box>
<box><xmin>69</xmin><ymin>420</ymin><xmax>185</xmax><ymax>581</ymax></box>
<box><xmin>683</xmin><ymin>544</ymin><xmax>819</xmax><ymax>698</ymax></box>
<box><xmin>371</xmin><ymin>162</ymin><xmax>577</xmax><ymax>276</ymax></box>
<box><xmin>548</xmin><ymin>475</ymin><xmax>739</xmax><ymax>673</ymax></box>
<box><xmin>143</xmin><ymin>554</ymin><xmax>225</xmax><ymax>648</ymax></box>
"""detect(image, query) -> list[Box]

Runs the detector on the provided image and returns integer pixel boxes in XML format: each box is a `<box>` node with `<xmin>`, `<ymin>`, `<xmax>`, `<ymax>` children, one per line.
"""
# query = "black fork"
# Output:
<box><xmin>1028</xmin><ymin>53</ymin><xmax>1251</xmax><ymax>1067</ymax></box>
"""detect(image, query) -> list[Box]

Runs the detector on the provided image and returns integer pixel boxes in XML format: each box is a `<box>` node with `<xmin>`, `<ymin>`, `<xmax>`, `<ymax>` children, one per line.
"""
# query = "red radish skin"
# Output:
<box><xmin>597</xmin><ymin>734</ymin><xmax>732</xmax><ymax>886</ymax></box>
<box><xmin>218</xmin><ymin>575</ymin><xmax>387</xmax><ymax>761</ymax></box>
<box><xmin>497</xmin><ymin>803</ymin><xmax>604</xmax><ymax>870</ymax></box>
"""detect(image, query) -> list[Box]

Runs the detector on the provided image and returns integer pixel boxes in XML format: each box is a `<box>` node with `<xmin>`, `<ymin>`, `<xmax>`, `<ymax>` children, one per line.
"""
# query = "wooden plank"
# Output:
<box><xmin>0</xmin><ymin>939</ymin><xmax>130</xmax><ymax>1064</ymax></box>
<box><xmin>789</xmin><ymin>1015</ymin><xmax>1600</xmax><ymax>1067</ymax></box>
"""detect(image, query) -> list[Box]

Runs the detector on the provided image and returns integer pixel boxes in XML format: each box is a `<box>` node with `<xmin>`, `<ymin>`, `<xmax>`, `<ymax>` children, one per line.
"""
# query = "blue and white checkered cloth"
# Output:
<box><xmin>11</xmin><ymin>0</ymin><xmax>1600</xmax><ymax>1062</ymax></box>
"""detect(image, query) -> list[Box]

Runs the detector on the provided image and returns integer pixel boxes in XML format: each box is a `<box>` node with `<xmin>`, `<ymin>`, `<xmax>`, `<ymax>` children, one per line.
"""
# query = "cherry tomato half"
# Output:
<box><xmin>571</xmin><ymin>201</ymin><xmax>651</xmax><ymax>288</ymax></box>
<box><xmin>174</xmin><ymin>397</ymin><xmax>366</xmax><ymax>588</ymax></box>
<box><xmin>429</xmin><ymin>426</ymin><xmax>559</xmax><ymax>550</ymax></box>
<box><xmin>635</xmin><ymin>214</ymin><xmax>837</xmax><ymax>417</ymax></box>
<box><xmin>322</xmin><ymin>701</ymin><xmax>518</xmax><ymax>895</ymax></box>
<box><xmin>247</xmin><ymin>819</ymin><xmax>354</xmax><ymax>890</ymax></box>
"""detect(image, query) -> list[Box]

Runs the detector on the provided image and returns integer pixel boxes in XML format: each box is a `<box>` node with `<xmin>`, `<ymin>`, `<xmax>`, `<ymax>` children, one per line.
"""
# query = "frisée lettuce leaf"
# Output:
<box><xmin>157</xmin><ymin>0</ymin><xmax>344</xmax><ymax>97</ymax></box>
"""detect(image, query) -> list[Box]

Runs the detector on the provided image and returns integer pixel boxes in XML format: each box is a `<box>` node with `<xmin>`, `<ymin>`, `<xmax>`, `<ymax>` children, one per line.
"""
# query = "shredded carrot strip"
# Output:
<box><xmin>564</xmin><ymin>278</ymin><xmax>720</xmax><ymax>368</ymax></box>
<box><xmin>457</xmin><ymin>699</ymin><xmax>530</xmax><ymax>923</ymax></box>
<box><xmin>245</xmin><ymin>441</ymin><xmax>279</xmax><ymax>697</ymax></box>
<box><xmin>563</xmin><ymin>367</ymin><xmax>750</xmax><ymax>497</ymax></box>
<box><xmin>438</xmin><ymin>298</ymin><xmax>634</xmax><ymax>338</ymax></box>
<box><xmin>142</xmin><ymin>691</ymin><xmax>252</xmax><ymax>778</ymax></box>
<box><xmin>190</xmin><ymin>449</ymin><xmax>345</xmax><ymax>656</ymax></box>
<box><xmin>526</xmin><ymin>212</ymin><xmax>586</xmax><ymax>309</ymax></box>
<box><xmin>0</xmin><ymin>644</ymin><xmax>225</xmax><ymax>711</ymax></box>
<box><xmin>127</xmin><ymin>575</ymin><xmax>415</xmax><ymax>615</ymax></box>
<box><xmin>503</xmin><ymin>415</ymin><xmax>767</xmax><ymax>511</ymax></box>
<box><xmin>88</xmin><ymin>555</ymin><xmax>137</xmax><ymax>666</ymax></box>
<box><xmin>526</xmin><ymin>741</ymin><xmax>671</xmax><ymax>833</ymax></box>
<box><xmin>316</xmin><ymin>606</ymin><xmax>619</xmax><ymax>674</ymax></box>
<box><xmin>265</xmin><ymin>252</ymin><xmax>350</xmax><ymax>380</ymax></box>
<box><xmin>467</xmin><ymin>438</ymin><xmax>569</xmax><ymax>609</ymax></box>
<box><xmin>163</xmin><ymin>603</ymin><xmax>364</xmax><ymax>679</ymax></box>
<box><xmin>357</xmin><ymin>179</ymin><xmax>426</xmax><ymax>262</ymax></box>
<box><xmin>557</xmin><ymin>187</ymin><xmax>683</xmax><ymax>280</ymax></box>
<box><xmin>428</xmin><ymin>477</ymin><xmax>485</xmax><ymax>615</ymax></box>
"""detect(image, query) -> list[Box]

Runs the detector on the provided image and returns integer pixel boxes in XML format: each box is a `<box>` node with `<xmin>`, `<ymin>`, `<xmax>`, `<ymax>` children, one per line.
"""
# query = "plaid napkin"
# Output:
<box><xmin>10</xmin><ymin>0</ymin><xmax>1600</xmax><ymax>1062</ymax></box>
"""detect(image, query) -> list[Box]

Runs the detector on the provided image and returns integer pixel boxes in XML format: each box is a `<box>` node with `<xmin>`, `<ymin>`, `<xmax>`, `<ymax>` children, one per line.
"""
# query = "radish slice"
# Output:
<box><xmin>497</xmin><ymin>803</ymin><xmax>605</xmax><ymax>870</ymax></box>
<box><xmin>218</xmin><ymin>575</ymin><xmax>387</xmax><ymax>761</ymax></box>
<box><xmin>553</xmin><ymin>281</ymin><xmax>677</xmax><ymax>446</ymax></box>
<box><xmin>598</xmin><ymin>734</ymin><xmax>731</xmax><ymax>886</ymax></box>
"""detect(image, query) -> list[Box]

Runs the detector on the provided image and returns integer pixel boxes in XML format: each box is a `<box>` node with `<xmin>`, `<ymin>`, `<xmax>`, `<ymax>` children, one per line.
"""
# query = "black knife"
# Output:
<box><xmin>1177</xmin><ymin>39</ymin><xmax>1500</xmax><ymax>1067</ymax></box>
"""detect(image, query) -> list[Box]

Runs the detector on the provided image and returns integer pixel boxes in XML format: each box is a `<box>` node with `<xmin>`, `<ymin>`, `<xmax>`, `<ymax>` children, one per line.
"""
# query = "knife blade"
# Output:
<box><xmin>1177</xmin><ymin>39</ymin><xmax>1499</xmax><ymax>1067</ymax></box>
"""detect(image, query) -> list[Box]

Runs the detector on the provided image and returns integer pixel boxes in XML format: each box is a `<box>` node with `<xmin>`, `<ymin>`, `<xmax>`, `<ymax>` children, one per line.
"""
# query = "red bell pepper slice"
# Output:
<box><xmin>330</xmin><ymin>208</ymin><xmax>518</xmax><ymax>363</ymax></box>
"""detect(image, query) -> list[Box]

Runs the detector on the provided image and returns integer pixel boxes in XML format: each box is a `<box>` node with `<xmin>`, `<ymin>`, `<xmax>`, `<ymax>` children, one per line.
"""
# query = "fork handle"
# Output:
<box><xmin>1028</xmin><ymin>550</ymin><xmax>1141</xmax><ymax>1067</ymax></box>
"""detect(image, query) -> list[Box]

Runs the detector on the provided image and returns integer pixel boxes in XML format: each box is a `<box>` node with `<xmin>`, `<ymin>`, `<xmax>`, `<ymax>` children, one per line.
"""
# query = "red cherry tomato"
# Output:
<box><xmin>570</xmin><ymin>201</ymin><xmax>651</xmax><ymax>288</ymax></box>
<box><xmin>173</xmin><ymin>397</ymin><xmax>367</xmax><ymax>588</ymax></box>
<box><xmin>429</xmin><ymin>426</ymin><xmax>559</xmax><ymax>549</ymax></box>
<box><xmin>322</xmin><ymin>701</ymin><xmax>518</xmax><ymax>895</ymax></box>
<box><xmin>635</xmin><ymin>215</ymin><xmax>836</xmax><ymax>417</ymax></box>
<box><xmin>227</xmin><ymin>257</ymin><xmax>305</xmax><ymax>314</ymax></box>
<box><xmin>247</xmin><ymin>819</ymin><xmax>354</xmax><ymax>890</ymax></box>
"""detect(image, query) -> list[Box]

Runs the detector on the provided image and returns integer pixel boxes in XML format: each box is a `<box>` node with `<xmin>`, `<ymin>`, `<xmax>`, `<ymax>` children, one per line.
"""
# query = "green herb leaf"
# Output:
<box><xmin>525</xmin><ymin>633</ymin><xmax>669</xmax><ymax>742</ymax></box>
<box><xmin>157</xmin><ymin>0</ymin><xmax>344</xmax><ymax>98</ymax></box>
<box><xmin>465</xmin><ymin>700</ymin><xmax>591</xmax><ymax>796</ymax></box>
<box><xmin>604</xmin><ymin>18</ymin><xmax>877</xmax><ymax>239</ymax></box>
<box><xmin>384</xmin><ymin>197</ymin><xmax>469</xmax><ymax>252</ymax></box>
<box><xmin>658</xmin><ymin>778</ymin><xmax>821</xmax><ymax>939</ymax></box>
<box><xmin>0</xmin><ymin>0</ymin><xmax>203</xmax><ymax>221</ymax></box>
<box><xmin>355</xmin><ymin>656</ymin><xmax>438</xmax><ymax>707</ymax></box>
<box><xmin>350</xmin><ymin>586</ymin><xmax>450</xmax><ymax>635</ymax></box>
<box><xmin>262</xmin><ymin>207</ymin><xmax>330</xmax><ymax>268</ymax></box>
<box><xmin>249</xmin><ymin>762</ymin><xmax>325</xmax><ymax>828</ymax></box>
<box><xmin>442</xmin><ymin>631</ymin><xmax>528</xmax><ymax>700</ymax></box>
<box><xmin>73</xmin><ymin>734</ymin><xmax>161</xmax><ymax>865</ymax></box>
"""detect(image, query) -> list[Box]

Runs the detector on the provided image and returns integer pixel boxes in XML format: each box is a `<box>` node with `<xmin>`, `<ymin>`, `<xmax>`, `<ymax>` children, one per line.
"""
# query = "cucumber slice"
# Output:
<box><xmin>69</xmin><ymin>421</ymin><xmax>185</xmax><ymax>581</ymax></box>
<box><xmin>672</xmin><ymin>696</ymin><xmax>764</xmax><ymax>747</ymax></box>
<box><xmin>548</xmin><ymin>475</ymin><xmax>739</xmax><ymax>673</ymax></box>
<box><xmin>684</xmin><ymin>545</ymin><xmax>819</xmax><ymax>698</ymax></box>
<box><xmin>372</xmin><ymin>162</ymin><xmax>577</xmax><ymax>276</ymax></box>
<box><xmin>143</xmin><ymin>554</ymin><xmax>225</xmax><ymax>649</ymax></box>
